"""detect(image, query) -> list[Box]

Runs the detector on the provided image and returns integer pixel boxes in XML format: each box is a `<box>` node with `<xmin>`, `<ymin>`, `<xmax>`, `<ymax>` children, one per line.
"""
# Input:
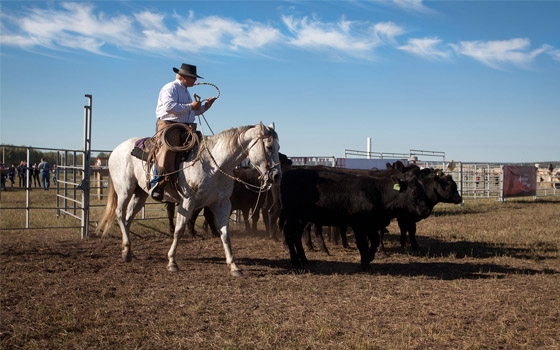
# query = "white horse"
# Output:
<box><xmin>97</xmin><ymin>123</ymin><xmax>281</xmax><ymax>276</ymax></box>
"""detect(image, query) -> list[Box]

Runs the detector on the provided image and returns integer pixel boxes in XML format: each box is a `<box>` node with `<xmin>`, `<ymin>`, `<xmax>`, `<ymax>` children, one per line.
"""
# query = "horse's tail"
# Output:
<box><xmin>96</xmin><ymin>175</ymin><xmax>117</xmax><ymax>237</ymax></box>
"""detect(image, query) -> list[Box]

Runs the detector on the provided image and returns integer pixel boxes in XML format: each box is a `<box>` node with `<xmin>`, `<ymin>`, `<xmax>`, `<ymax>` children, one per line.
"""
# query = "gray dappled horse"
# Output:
<box><xmin>97</xmin><ymin>123</ymin><xmax>281</xmax><ymax>276</ymax></box>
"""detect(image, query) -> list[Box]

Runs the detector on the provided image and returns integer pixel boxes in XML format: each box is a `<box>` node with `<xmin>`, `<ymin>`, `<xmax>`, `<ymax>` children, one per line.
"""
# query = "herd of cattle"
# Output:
<box><xmin>174</xmin><ymin>153</ymin><xmax>462</xmax><ymax>271</ymax></box>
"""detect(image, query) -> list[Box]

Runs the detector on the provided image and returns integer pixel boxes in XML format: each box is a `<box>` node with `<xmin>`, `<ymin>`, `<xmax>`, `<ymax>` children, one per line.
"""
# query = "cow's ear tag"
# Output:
<box><xmin>393</xmin><ymin>183</ymin><xmax>401</xmax><ymax>191</ymax></box>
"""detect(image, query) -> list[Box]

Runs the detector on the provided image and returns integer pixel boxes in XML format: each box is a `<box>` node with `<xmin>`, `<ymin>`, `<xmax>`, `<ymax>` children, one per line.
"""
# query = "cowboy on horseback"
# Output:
<box><xmin>151</xmin><ymin>63</ymin><xmax>217</xmax><ymax>201</ymax></box>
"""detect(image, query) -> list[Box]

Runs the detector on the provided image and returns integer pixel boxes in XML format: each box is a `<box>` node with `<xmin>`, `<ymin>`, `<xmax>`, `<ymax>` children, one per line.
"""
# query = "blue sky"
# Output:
<box><xmin>1</xmin><ymin>1</ymin><xmax>559</xmax><ymax>163</ymax></box>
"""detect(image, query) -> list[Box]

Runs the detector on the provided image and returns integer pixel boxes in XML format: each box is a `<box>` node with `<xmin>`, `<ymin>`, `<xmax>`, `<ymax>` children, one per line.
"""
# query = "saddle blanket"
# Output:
<box><xmin>130</xmin><ymin>137</ymin><xmax>152</xmax><ymax>162</ymax></box>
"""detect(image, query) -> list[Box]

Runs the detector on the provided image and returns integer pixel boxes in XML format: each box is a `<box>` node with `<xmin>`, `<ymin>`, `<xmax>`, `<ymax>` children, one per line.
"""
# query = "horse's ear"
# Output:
<box><xmin>268</xmin><ymin>122</ymin><xmax>275</xmax><ymax>130</ymax></box>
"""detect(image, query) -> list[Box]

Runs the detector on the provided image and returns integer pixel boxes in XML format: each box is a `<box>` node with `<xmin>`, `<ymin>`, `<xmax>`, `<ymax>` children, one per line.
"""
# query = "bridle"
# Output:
<box><xmin>237</xmin><ymin>123</ymin><xmax>280</xmax><ymax>191</ymax></box>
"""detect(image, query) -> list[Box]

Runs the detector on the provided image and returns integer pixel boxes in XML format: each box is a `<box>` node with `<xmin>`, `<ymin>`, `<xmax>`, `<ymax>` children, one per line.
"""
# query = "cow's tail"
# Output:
<box><xmin>96</xmin><ymin>176</ymin><xmax>117</xmax><ymax>237</ymax></box>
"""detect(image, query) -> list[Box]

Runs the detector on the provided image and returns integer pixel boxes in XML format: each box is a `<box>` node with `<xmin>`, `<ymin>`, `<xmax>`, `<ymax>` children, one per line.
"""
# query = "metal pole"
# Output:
<box><xmin>459</xmin><ymin>162</ymin><xmax>464</xmax><ymax>202</ymax></box>
<box><xmin>25</xmin><ymin>148</ymin><xmax>31</xmax><ymax>228</ymax></box>
<box><xmin>500</xmin><ymin>165</ymin><xmax>505</xmax><ymax>202</ymax></box>
<box><xmin>81</xmin><ymin>94</ymin><xmax>93</xmax><ymax>238</ymax></box>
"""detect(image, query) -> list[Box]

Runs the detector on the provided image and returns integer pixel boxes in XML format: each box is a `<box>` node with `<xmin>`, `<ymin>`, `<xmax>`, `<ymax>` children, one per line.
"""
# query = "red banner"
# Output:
<box><xmin>503</xmin><ymin>166</ymin><xmax>537</xmax><ymax>198</ymax></box>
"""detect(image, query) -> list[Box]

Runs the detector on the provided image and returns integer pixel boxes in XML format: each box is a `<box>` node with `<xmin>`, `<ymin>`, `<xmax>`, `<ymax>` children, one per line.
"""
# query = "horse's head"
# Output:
<box><xmin>245</xmin><ymin>122</ymin><xmax>281</xmax><ymax>189</ymax></box>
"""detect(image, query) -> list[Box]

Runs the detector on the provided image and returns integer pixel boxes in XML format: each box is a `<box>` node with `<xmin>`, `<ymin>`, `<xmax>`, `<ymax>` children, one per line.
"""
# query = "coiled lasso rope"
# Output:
<box><xmin>162</xmin><ymin>123</ymin><xmax>199</xmax><ymax>152</ymax></box>
<box><xmin>193</xmin><ymin>82</ymin><xmax>220</xmax><ymax>135</ymax></box>
<box><xmin>144</xmin><ymin>82</ymin><xmax>222</xmax><ymax>184</ymax></box>
<box><xmin>193</xmin><ymin>82</ymin><xmax>221</xmax><ymax>100</ymax></box>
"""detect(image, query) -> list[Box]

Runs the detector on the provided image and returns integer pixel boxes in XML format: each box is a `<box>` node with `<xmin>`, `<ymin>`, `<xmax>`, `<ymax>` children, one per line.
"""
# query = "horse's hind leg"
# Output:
<box><xmin>166</xmin><ymin>202</ymin><xmax>176</xmax><ymax>235</ymax></box>
<box><xmin>119</xmin><ymin>189</ymin><xmax>148</xmax><ymax>262</ymax></box>
<box><xmin>115</xmin><ymin>197</ymin><xmax>133</xmax><ymax>262</ymax></box>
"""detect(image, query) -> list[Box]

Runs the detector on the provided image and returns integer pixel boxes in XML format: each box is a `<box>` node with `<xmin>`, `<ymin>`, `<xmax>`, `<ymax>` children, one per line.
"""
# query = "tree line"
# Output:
<box><xmin>0</xmin><ymin>144</ymin><xmax>109</xmax><ymax>167</ymax></box>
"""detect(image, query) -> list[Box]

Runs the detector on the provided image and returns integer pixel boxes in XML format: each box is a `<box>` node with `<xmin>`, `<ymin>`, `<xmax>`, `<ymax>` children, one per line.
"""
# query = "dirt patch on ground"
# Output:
<box><xmin>1</xmin><ymin>200</ymin><xmax>560</xmax><ymax>349</ymax></box>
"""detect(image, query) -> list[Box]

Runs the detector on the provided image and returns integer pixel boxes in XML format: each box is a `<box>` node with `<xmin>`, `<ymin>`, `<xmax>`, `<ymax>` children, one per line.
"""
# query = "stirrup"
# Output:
<box><xmin>150</xmin><ymin>182</ymin><xmax>165</xmax><ymax>201</ymax></box>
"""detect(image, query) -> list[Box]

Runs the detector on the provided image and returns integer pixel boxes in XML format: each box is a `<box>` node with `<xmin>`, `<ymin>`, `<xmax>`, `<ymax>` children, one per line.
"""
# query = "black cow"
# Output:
<box><xmin>378</xmin><ymin>168</ymin><xmax>462</xmax><ymax>253</ymax></box>
<box><xmin>260</xmin><ymin>153</ymin><xmax>293</xmax><ymax>240</ymax></box>
<box><xmin>230</xmin><ymin>166</ymin><xmax>268</xmax><ymax>233</ymax></box>
<box><xmin>297</xmin><ymin>162</ymin><xmax>415</xmax><ymax>254</ymax></box>
<box><xmin>301</xmin><ymin>164</ymin><xmax>462</xmax><ymax>255</ymax></box>
<box><xmin>164</xmin><ymin>203</ymin><xmax>219</xmax><ymax>237</ymax></box>
<box><xmin>302</xmin><ymin>223</ymin><xmax>332</xmax><ymax>254</ymax></box>
<box><xmin>279</xmin><ymin>166</ymin><xmax>432</xmax><ymax>270</ymax></box>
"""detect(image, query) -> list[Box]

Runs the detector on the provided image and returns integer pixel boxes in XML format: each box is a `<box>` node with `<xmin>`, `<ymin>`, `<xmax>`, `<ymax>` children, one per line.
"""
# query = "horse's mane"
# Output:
<box><xmin>197</xmin><ymin>125</ymin><xmax>255</xmax><ymax>158</ymax></box>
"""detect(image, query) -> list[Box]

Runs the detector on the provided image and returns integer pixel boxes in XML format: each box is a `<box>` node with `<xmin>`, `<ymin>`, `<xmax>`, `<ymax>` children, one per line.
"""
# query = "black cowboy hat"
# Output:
<box><xmin>173</xmin><ymin>63</ymin><xmax>203</xmax><ymax>79</ymax></box>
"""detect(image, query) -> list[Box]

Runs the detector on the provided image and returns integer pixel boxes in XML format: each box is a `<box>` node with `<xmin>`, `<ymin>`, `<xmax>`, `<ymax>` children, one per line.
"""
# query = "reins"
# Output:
<box><xmin>201</xmin><ymin>126</ymin><xmax>275</xmax><ymax>192</ymax></box>
<box><xmin>191</xmin><ymin>84</ymin><xmax>277</xmax><ymax>193</ymax></box>
<box><xmin>149</xmin><ymin>82</ymin><xmax>277</xmax><ymax>215</ymax></box>
<box><xmin>198</xmin><ymin>124</ymin><xmax>277</xmax><ymax>220</ymax></box>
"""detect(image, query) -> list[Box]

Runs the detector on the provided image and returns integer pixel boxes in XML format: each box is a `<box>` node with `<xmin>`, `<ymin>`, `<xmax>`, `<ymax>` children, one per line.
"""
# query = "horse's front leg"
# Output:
<box><xmin>167</xmin><ymin>206</ymin><xmax>190</xmax><ymax>272</ymax></box>
<box><xmin>210</xmin><ymin>201</ymin><xmax>243</xmax><ymax>277</ymax></box>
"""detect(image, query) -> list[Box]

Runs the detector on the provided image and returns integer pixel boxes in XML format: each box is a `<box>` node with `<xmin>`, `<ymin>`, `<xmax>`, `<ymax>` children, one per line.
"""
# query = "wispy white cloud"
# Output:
<box><xmin>2</xmin><ymin>2</ymin><xmax>135</xmax><ymax>55</ymax></box>
<box><xmin>281</xmin><ymin>15</ymin><xmax>404</xmax><ymax>58</ymax></box>
<box><xmin>283</xmin><ymin>15</ymin><xmax>373</xmax><ymax>53</ymax></box>
<box><xmin>550</xmin><ymin>49</ymin><xmax>560</xmax><ymax>61</ymax></box>
<box><xmin>231</xmin><ymin>21</ymin><xmax>283</xmax><ymax>50</ymax></box>
<box><xmin>0</xmin><ymin>2</ymin><xmax>556</xmax><ymax>71</ymax></box>
<box><xmin>135</xmin><ymin>11</ymin><xmax>167</xmax><ymax>32</ymax></box>
<box><xmin>451</xmin><ymin>38</ymin><xmax>551</xmax><ymax>70</ymax></box>
<box><xmin>372</xmin><ymin>22</ymin><xmax>406</xmax><ymax>45</ymax></box>
<box><xmin>0</xmin><ymin>4</ymin><xmax>282</xmax><ymax>55</ymax></box>
<box><xmin>391</xmin><ymin>0</ymin><xmax>433</xmax><ymax>14</ymax></box>
<box><xmin>172</xmin><ymin>13</ymin><xmax>283</xmax><ymax>51</ymax></box>
<box><xmin>398</xmin><ymin>37</ymin><xmax>452</xmax><ymax>60</ymax></box>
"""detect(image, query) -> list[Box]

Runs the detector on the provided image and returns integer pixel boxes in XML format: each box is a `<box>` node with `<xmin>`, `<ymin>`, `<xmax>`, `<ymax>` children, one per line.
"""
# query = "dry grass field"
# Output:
<box><xmin>1</xmin><ymin>189</ymin><xmax>559</xmax><ymax>349</ymax></box>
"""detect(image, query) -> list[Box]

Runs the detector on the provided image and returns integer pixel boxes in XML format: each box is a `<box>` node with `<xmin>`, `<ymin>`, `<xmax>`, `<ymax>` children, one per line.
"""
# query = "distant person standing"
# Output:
<box><xmin>1</xmin><ymin>170</ymin><xmax>6</xmax><ymax>191</ymax></box>
<box><xmin>8</xmin><ymin>164</ymin><xmax>16</xmax><ymax>188</ymax></box>
<box><xmin>32</xmin><ymin>163</ymin><xmax>41</xmax><ymax>188</ymax></box>
<box><xmin>17</xmin><ymin>161</ymin><xmax>27</xmax><ymax>188</ymax></box>
<box><xmin>38</xmin><ymin>158</ymin><xmax>52</xmax><ymax>190</ymax></box>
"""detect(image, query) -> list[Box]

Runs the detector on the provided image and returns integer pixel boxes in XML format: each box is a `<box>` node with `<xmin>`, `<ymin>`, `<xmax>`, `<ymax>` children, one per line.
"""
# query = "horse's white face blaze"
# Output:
<box><xmin>247</xmin><ymin>123</ymin><xmax>281</xmax><ymax>187</ymax></box>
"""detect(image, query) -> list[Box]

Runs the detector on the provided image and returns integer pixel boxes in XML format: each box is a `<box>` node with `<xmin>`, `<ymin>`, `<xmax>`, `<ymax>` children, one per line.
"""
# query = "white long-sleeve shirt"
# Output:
<box><xmin>155</xmin><ymin>79</ymin><xmax>207</xmax><ymax>123</ymax></box>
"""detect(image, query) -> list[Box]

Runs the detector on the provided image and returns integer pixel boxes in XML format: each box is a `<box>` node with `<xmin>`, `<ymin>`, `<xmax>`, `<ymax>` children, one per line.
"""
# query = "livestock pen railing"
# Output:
<box><xmin>340</xmin><ymin>149</ymin><xmax>559</xmax><ymax>201</ymax></box>
<box><xmin>360</xmin><ymin>164</ymin><xmax>557</xmax><ymax>201</ymax></box>
<box><xmin>437</xmin><ymin>163</ymin><xmax>559</xmax><ymax>200</ymax></box>
<box><xmin>0</xmin><ymin>145</ymin><xmax>171</xmax><ymax>235</ymax></box>
<box><xmin>3</xmin><ymin>149</ymin><xmax>559</xmax><ymax>237</ymax></box>
<box><xmin>449</xmin><ymin>163</ymin><xmax>502</xmax><ymax>200</ymax></box>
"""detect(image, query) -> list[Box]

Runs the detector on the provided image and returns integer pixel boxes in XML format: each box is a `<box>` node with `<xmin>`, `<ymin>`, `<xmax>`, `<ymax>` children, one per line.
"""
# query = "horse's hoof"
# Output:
<box><xmin>230</xmin><ymin>269</ymin><xmax>244</xmax><ymax>277</ymax></box>
<box><xmin>167</xmin><ymin>264</ymin><xmax>179</xmax><ymax>272</ymax></box>
<box><xmin>122</xmin><ymin>251</ymin><xmax>132</xmax><ymax>262</ymax></box>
